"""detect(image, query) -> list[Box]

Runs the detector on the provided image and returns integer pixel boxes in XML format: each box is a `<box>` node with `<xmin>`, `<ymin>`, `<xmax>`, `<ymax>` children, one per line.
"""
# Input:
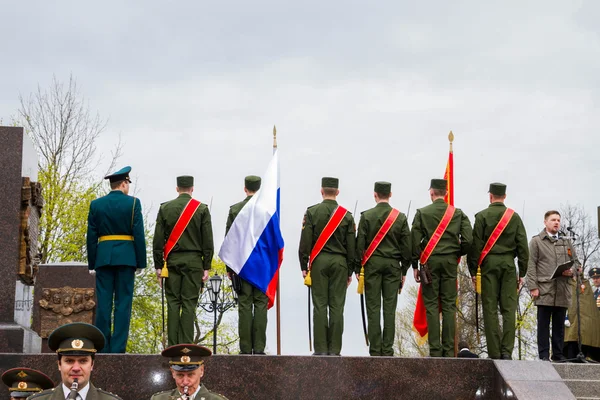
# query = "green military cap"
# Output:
<box><xmin>245</xmin><ymin>175</ymin><xmax>261</xmax><ymax>192</ymax></box>
<box><xmin>589</xmin><ymin>267</ymin><xmax>600</xmax><ymax>279</ymax></box>
<box><xmin>374</xmin><ymin>181</ymin><xmax>391</xmax><ymax>195</ymax></box>
<box><xmin>429</xmin><ymin>179</ymin><xmax>447</xmax><ymax>190</ymax></box>
<box><xmin>177</xmin><ymin>175</ymin><xmax>194</xmax><ymax>188</ymax></box>
<box><xmin>321</xmin><ymin>177</ymin><xmax>339</xmax><ymax>189</ymax></box>
<box><xmin>162</xmin><ymin>344</ymin><xmax>212</xmax><ymax>372</ymax></box>
<box><xmin>104</xmin><ymin>166</ymin><xmax>132</xmax><ymax>183</ymax></box>
<box><xmin>488</xmin><ymin>182</ymin><xmax>507</xmax><ymax>196</ymax></box>
<box><xmin>47</xmin><ymin>322</ymin><xmax>106</xmax><ymax>355</ymax></box>
<box><xmin>2</xmin><ymin>368</ymin><xmax>54</xmax><ymax>398</ymax></box>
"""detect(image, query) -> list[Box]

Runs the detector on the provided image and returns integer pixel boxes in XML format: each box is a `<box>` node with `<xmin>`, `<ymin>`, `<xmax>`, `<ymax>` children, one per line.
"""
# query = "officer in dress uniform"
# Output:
<box><xmin>355</xmin><ymin>181</ymin><xmax>410</xmax><ymax>356</ymax></box>
<box><xmin>468</xmin><ymin>183</ymin><xmax>529</xmax><ymax>360</ymax></box>
<box><xmin>298</xmin><ymin>177</ymin><xmax>356</xmax><ymax>356</ymax></box>
<box><xmin>2</xmin><ymin>368</ymin><xmax>53</xmax><ymax>400</ymax></box>
<box><xmin>150</xmin><ymin>344</ymin><xmax>228</xmax><ymax>400</ymax></box>
<box><xmin>225</xmin><ymin>175</ymin><xmax>268</xmax><ymax>355</ymax></box>
<box><xmin>86</xmin><ymin>166</ymin><xmax>146</xmax><ymax>353</ymax></box>
<box><xmin>411</xmin><ymin>178</ymin><xmax>472</xmax><ymax>357</ymax></box>
<box><xmin>27</xmin><ymin>322</ymin><xmax>121</xmax><ymax>399</ymax></box>
<box><xmin>154</xmin><ymin>175</ymin><xmax>214</xmax><ymax>346</ymax></box>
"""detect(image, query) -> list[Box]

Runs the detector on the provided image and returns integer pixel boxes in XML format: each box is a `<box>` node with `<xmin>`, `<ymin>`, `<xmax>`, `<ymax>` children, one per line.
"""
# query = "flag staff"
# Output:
<box><xmin>273</xmin><ymin>125</ymin><xmax>282</xmax><ymax>355</ymax></box>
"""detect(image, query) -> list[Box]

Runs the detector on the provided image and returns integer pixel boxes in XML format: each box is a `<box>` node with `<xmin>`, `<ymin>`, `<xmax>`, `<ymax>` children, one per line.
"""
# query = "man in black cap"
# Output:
<box><xmin>2</xmin><ymin>368</ymin><xmax>53</xmax><ymax>399</ymax></box>
<box><xmin>468</xmin><ymin>183</ymin><xmax>529</xmax><ymax>359</ymax></box>
<box><xmin>225</xmin><ymin>175</ymin><xmax>269</xmax><ymax>355</ymax></box>
<box><xmin>151</xmin><ymin>344</ymin><xmax>228</xmax><ymax>400</ymax></box>
<box><xmin>356</xmin><ymin>181</ymin><xmax>410</xmax><ymax>356</ymax></box>
<box><xmin>28</xmin><ymin>322</ymin><xmax>121</xmax><ymax>399</ymax></box>
<box><xmin>154</xmin><ymin>176</ymin><xmax>214</xmax><ymax>346</ymax></box>
<box><xmin>299</xmin><ymin>177</ymin><xmax>356</xmax><ymax>355</ymax></box>
<box><xmin>411</xmin><ymin>178</ymin><xmax>472</xmax><ymax>357</ymax></box>
<box><xmin>86</xmin><ymin>166</ymin><xmax>146</xmax><ymax>353</ymax></box>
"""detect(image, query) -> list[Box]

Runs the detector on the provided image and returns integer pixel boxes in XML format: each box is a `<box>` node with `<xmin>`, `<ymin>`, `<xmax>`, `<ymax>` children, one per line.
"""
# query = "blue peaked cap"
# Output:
<box><xmin>104</xmin><ymin>166</ymin><xmax>132</xmax><ymax>183</ymax></box>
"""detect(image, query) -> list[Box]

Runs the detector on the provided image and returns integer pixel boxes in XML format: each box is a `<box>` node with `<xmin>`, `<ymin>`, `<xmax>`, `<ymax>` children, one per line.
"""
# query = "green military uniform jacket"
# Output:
<box><xmin>355</xmin><ymin>202</ymin><xmax>411</xmax><ymax>273</ymax></box>
<box><xmin>565</xmin><ymin>280</ymin><xmax>600</xmax><ymax>348</ymax></box>
<box><xmin>411</xmin><ymin>198</ymin><xmax>472</xmax><ymax>268</ymax></box>
<box><xmin>225</xmin><ymin>196</ymin><xmax>252</xmax><ymax>273</ymax></box>
<box><xmin>467</xmin><ymin>202</ymin><xmax>529</xmax><ymax>276</ymax></box>
<box><xmin>299</xmin><ymin>199</ymin><xmax>357</xmax><ymax>276</ymax></box>
<box><xmin>27</xmin><ymin>383</ymin><xmax>121</xmax><ymax>400</ymax></box>
<box><xmin>87</xmin><ymin>190</ymin><xmax>146</xmax><ymax>270</ymax></box>
<box><xmin>150</xmin><ymin>385</ymin><xmax>229</xmax><ymax>400</ymax></box>
<box><xmin>153</xmin><ymin>193</ymin><xmax>214</xmax><ymax>270</ymax></box>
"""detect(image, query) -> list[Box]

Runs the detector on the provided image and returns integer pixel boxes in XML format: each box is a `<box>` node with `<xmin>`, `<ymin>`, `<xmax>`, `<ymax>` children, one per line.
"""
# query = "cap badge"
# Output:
<box><xmin>181</xmin><ymin>347</ymin><xmax>191</xmax><ymax>354</ymax></box>
<box><xmin>18</xmin><ymin>382</ymin><xmax>28</xmax><ymax>389</ymax></box>
<box><xmin>16</xmin><ymin>371</ymin><xmax>28</xmax><ymax>378</ymax></box>
<box><xmin>72</xmin><ymin>339</ymin><xmax>84</xmax><ymax>349</ymax></box>
<box><xmin>181</xmin><ymin>355</ymin><xmax>191</xmax><ymax>363</ymax></box>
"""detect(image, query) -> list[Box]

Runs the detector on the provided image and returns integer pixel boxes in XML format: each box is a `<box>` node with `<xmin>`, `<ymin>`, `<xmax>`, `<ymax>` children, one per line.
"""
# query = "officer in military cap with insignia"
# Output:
<box><xmin>151</xmin><ymin>344</ymin><xmax>228</xmax><ymax>400</ymax></box>
<box><xmin>411</xmin><ymin>179</ymin><xmax>472</xmax><ymax>357</ymax></box>
<box><xmin>225</xmin><ymin>175</ymin><xmax>268</xmax><ymax>355</ymax></box>
<box><xmin>28</xmin><ymin>322</ymin><xmax>121</xmax><ymax>399</ymax></box>
<box><xmin>154</xmin><ymin>176</ymin><xmax>214</xmax><ymax>346</ymax></box>
<box><xmin>2</xmin><ymin>368</ymin><xmax>53</xmax><ymax>400</ymax></box>
<box><xmin>356</xmin><ymin>181</ymin><xmax>410</xmax><ymax>356</ymax></box>
<box><xmin>86</xmin><ymin>166</ymin><xmax>146</xmax><ymax>353</ymax></box>
<box><xmin>468</xmin><ymin>183</ymin><xmax>529</xmax><ymax>359</ymax></box>
<box><xmin>299</xmin><ymin>177</ymin><xmax>356</xmax><ymax>356</ymax></box>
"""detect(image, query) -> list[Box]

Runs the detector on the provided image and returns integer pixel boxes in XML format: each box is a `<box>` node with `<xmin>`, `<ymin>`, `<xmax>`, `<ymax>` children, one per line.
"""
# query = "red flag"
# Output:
<box><xmin>412</xmin><ymin>132</ymin><xmax>454</xmax><ymax>344</ymax></box>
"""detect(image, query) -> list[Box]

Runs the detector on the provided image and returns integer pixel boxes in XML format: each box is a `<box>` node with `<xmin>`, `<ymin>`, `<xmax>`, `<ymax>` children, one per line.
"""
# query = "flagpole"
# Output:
<box><xmin>448</xmin><ymin>131</ymin><xmax>460</xmax><ymax>357</ymax></box>
<box><xmin>273</xmin><ymin>125</ymin><xmax>282</xmax><ymax>356</ymax></box>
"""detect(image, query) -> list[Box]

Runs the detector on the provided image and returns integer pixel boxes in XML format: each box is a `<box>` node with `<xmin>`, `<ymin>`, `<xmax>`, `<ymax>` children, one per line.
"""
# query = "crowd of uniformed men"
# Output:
<box><xmin>4</xmin><ymin>166</ymin><xmax>599</xmax><ymax>399</ymax></box>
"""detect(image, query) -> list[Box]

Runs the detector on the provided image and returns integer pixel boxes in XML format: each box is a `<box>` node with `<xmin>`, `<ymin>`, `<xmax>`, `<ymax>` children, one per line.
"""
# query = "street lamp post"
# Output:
<box><xmin>198</xmin><ymin>275</ymin><xmax>238</xmax><ymax>354</ymax></box>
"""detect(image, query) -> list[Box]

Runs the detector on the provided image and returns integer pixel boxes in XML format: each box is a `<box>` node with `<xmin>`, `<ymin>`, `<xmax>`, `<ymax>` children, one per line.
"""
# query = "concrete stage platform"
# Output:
<box><xmin>0</xmin><ymin>354</ymin><xmax>576</xmax><ymax>399</ymax></box>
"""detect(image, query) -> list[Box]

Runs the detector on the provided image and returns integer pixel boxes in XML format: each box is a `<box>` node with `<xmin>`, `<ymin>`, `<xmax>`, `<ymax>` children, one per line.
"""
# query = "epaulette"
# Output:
<box><xmin>97</xmin><ymin>388</ymin><xmax>123</xmax><ymax>399</ymax></box>
<box><xmin>150</xmin><ymin>389</ymin><xmax>173</xmax><ymax>399</ymax></box>
<box><xmin>307</xmin><ymin>203</ymin><xmax>319</xmax><ymax>210</ymax></box>
<box><xmin>27</xmin><ymin>387</ymin><xmax>55</xmax><ymax>398</ymax></box>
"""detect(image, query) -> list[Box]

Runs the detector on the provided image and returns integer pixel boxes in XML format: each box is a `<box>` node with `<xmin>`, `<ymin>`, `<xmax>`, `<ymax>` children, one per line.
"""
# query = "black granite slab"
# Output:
<box><xmin>0</xmin><ymin>355</ymin><xmax>502</xmax><ymax>400</ymax></box>
<box><xmin>0</xmin><ymin>127</ymin><xmax>24</xmax><ymax>325</ymax></box>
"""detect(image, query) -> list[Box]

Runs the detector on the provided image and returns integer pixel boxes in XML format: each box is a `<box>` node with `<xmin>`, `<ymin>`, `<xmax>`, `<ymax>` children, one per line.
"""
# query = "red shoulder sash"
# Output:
<box><xmin>308</xmin><ymin>206</ymin><xmax>348</xmax><ymax>269</ymax></box>
<box><xmin>164</xmin><ymin>198</ymin><xmax>202</xmax><ymax>261</ymax></box>
<box><xmin>361</xmin><ymin>208</ymin><xmax>400</xmax><ymax>266</ymax></box>
<box><xmin>477</xmin><ymin>208</ymin><xmax>514</xmax><ymax>266</ymax></box>
<box><xmin>419</xmin><ymin>205</ymin><xmax>456</xmax><ymax>265</ymax></box>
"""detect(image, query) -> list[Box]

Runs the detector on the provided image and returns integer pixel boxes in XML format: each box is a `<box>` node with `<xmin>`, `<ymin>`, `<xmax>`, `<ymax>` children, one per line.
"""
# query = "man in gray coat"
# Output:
<box><xmin>526</xmin><ymin>210</ymin><xmax>581</xmax><ymax>362</ymax></box>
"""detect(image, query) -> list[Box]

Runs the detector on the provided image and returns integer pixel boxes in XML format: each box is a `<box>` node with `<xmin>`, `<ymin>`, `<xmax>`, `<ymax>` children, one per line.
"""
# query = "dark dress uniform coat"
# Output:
<box><xmin>27</xmin><ymin>383</ymin><xmax>121</xmax><ymax>400</ymax></box>
<box><xmin>86</xmin><ymin>190</ymin><xmax>146</xmax><ymax>353</ymax></box>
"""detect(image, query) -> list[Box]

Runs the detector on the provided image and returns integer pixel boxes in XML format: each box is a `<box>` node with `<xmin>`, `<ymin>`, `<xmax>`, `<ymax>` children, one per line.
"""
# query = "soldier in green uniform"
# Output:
<box><xmin>2</xmin><ymin>367</ymin><xmax>53</xmax><ymax>399</ymax></box>
<box><xmin>299</xmin><ymin>177</ymin><xmax>356</xmax><ymax>356</ymax></box>
<box><xmin>154</xmin><ymin>176</ymin><xmax>214</xmax><ymax>346</ymax></box>
<box><xmin>86</xmin><ymin>166</ymin><xmax>146</xmax><ymax>353</ymax></box>
<box><xmin>225</xmin><ymin>175</ymin><xmax>268</xmax><ymax>355</ymax></box>
<box><xmin>468</xmin><ymin>183</ymin><xmax>529</xmax><ymax>359</ymax></box>
<box><xmin>150</xmin><ymin>344</ymin><xmax>228</xmax><ymax>400</ymax></box>
<box><xmin>411</xmin><ymin>179</ymin><xmax>472</xmax><ymax>357</ymax></box>
<box><xmin>355</xmin><ymin>181</ymin><xmax>410</xmax><ymax>356</ymax></box>
<box><xmin>28</xmin><ymin>322</ymin><xmax>122</xmax><ymax>399</ymax></box>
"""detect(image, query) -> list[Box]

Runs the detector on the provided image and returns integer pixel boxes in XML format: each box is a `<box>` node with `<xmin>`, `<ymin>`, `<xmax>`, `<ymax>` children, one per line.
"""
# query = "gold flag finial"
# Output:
<box><xmin>273</xmin><ymin>125</ymin><xmax>277</xmax><ymax>149</ymax></box>
<box><xmin>448</xmin><ymin>130</ymin><xmax>454</xmax><ymax>152</ymax></box>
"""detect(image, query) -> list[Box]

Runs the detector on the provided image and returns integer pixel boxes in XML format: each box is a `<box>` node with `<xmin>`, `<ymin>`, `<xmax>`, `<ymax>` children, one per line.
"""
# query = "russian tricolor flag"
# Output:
<box><xmin>219</xmin><ymin>150</ymin><xmax>284</xmax><ymax>308</ymax></box>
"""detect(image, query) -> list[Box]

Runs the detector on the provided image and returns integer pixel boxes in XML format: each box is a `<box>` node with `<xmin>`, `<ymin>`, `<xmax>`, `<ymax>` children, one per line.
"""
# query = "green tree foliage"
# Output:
<box><xmin>17</xmin><ymin>75</ymin><xmax>119</xmax><ymax>263</ymax></box>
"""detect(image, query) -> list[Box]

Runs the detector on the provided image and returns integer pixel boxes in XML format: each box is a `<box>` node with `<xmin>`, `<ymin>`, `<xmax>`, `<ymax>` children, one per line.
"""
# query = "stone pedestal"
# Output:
<box><xmin>32</xmin><ymin>262</ymin><xmax>96</xmax><ymax>352</ymax></box>
<box><xmin>0</xmin><ymin>126</ymin><xmax>41</xmax><ymax>353</ymax></box>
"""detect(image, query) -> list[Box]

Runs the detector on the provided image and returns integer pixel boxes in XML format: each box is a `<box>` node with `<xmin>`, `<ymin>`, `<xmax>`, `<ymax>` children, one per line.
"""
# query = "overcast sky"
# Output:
<box><xmin>2</xmin><ymin>1</ymin><xmax>600</xmax><ymax>356</ymax></box>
